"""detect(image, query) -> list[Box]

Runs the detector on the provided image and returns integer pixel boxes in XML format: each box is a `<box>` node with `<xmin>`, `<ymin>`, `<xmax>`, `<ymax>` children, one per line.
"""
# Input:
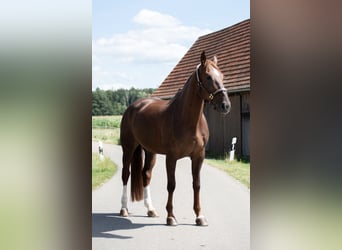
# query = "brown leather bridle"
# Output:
<box><xmin>196</xmin><ymin>64</ymin><xmax>227</xmax><ymax>102</ymax></box>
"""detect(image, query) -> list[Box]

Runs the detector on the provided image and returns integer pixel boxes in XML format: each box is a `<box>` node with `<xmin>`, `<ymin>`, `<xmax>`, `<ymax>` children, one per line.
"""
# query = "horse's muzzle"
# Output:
<box><xmin>214</xmin><ymin>100</ymin><xmax>231</xmax><ymax>114</ymax></box>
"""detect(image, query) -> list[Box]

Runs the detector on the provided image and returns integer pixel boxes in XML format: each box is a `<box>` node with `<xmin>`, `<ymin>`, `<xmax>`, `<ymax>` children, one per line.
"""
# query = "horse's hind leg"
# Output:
<box><xmin>120</xmin><ymin>145</ymin><xmax>135</xmax><ymax>217</ymax></box>
<box><xmin>142</xmin><ymin>150</ymin><xmax>158</xmax><ymax>217</ymax></box>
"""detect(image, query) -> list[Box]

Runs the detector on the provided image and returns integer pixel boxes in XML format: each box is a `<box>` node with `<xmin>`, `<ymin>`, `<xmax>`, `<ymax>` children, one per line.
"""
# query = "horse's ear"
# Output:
<box><xmin>200</xmin><ymin>51</ymin><xmax>206</xmax><ymax>66</ymax></box>
<box><xmin>213</xmin><ymin>55</ymin><xmax>218</xmax><ymax>65</ymax></box>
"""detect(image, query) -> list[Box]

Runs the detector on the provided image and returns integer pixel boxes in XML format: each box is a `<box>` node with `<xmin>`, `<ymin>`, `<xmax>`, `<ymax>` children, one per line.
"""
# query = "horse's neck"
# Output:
<box><xmin>170</xmin><ymin>74</ymin><xmax>204</xmax><ymax>129</ymax></box>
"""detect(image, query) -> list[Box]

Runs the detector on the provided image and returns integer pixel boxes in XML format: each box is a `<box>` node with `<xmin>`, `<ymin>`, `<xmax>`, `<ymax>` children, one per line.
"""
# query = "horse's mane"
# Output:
<box><xmin>168</xmin><ymin>88</ymin><xmax>183</xmax><ymax>105</ymax></box>
<box><xmin>168</xmin><ymin>73</ymin><xmax>194</xmax><ymax>105</ymax></box>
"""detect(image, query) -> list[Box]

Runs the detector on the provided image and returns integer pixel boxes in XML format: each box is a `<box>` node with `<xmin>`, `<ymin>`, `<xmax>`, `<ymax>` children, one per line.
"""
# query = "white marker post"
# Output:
<box><xmin>98</xmin><ymin>140</ymin><xmax>104</xmax><ymax>161</ymax></box>
<box><xmin>229</xmin><ymin>137</ymin><xmax>237</xmax><ymax>162</ymax></box>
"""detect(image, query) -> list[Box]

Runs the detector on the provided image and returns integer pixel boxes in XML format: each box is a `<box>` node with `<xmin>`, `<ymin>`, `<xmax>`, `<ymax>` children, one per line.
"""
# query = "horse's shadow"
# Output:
<box><xmin>92</xmin><ymin>213</ymin><xmax>160</xmax><ymax>239</ymax></box>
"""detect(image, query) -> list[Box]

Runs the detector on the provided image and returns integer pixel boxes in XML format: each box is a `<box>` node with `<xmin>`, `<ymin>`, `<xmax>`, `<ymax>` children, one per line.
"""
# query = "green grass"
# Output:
<box><xmin>92</xmin><ymin>153</ymin><xmax>117</xmax><ymax>190</ymax></box>
<box><xmin>92</xmin><ymin>115</ymin><xmax>122</xmax><ymax>145</ymax></box>
<box><xmin>205</xmin><ymin>158</ymin><xmax>250</xmax><ymax>188</ymax></box>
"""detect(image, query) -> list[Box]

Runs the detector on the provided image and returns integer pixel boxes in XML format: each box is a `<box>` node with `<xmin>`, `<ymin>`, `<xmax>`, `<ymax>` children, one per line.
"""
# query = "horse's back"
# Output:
<box><xmin>120</xmin><ymin>97</ymin><xmax>169</xmax><ymax>153</ymax></box>
<box><xmin>122</xmin><ymin>97</ymin><xmax>167</xmax><ymax>120</ymax></box>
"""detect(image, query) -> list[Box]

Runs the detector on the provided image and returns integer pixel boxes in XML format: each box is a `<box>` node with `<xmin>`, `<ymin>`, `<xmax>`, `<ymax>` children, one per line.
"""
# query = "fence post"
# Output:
<box><xmin>98</xmin><ymin>140</ymin><xmax>104</xmax><ymax>161</ymax></box>
<box><xmin>229</xmin><ymin>137</ymin><xmax>237</xmax><ymax>162</ymax></box>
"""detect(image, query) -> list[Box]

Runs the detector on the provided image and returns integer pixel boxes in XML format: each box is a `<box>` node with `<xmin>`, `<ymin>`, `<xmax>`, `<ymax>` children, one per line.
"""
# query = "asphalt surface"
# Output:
<box><xmin>92</xmin><ymin>142</ymin><xmax>250</xmax><ymax>250</ymax></box>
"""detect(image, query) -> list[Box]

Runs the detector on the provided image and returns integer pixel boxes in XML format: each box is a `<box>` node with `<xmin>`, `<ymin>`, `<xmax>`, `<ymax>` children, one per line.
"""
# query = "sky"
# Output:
<box><xmin>92</xmin><ymin>1</ymin><xmax>249</xmax><ymax>90</ymax></box>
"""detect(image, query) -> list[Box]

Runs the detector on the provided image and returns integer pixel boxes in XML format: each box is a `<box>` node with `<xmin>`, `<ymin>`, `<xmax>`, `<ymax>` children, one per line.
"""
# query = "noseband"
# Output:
<box><xmin>196</xmin><ymin>64</ymin><xmax>227</xmax><ymax>102</ymax></box>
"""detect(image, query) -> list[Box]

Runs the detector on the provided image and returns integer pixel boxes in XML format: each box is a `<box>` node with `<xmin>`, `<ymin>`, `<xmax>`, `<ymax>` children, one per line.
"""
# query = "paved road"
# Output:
<box><xmin>92</xmin><ymin>142</ymin><xmax>250</xmax><ymax>250</ymax></box>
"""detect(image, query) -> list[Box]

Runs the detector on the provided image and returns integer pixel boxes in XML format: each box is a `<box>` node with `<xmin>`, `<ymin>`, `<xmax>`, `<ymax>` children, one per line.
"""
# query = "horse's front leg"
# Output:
<box><xmin>191</xmin><ymin>153</ymin><xmax>208</xmax><ymax>226</ymax></box>
<box><xmin>165</xmin><ymin>156</ymin><xmax>177</xmax><ymax>226</ymax></box>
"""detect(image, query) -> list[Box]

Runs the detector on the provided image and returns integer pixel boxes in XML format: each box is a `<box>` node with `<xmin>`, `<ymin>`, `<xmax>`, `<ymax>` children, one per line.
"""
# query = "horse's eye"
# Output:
<box><xmin>206</xmin><ymin>76</ymin><xmax>212</xmax><ymax>80</ymax></box>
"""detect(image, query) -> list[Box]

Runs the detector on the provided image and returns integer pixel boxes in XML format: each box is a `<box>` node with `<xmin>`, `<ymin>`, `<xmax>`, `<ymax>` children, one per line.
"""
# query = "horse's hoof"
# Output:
<box><xmin>120</xmin><ymin>208</ymin><xmax>128</xmax><ymax>217</ymax></box>
<box><xmin>195</xmin><ymin>216</ymin><xmax>208</xmax><ymax>226</ymax></box>
<box><xmin>166</xmin><ymin>217</ymin><xmax>178</xmax><ymax>226</ymax></box>
<box><xmin>147</xmin><ymin>210</ymin><xmax>159</xmax><ymax>217</ymax></box>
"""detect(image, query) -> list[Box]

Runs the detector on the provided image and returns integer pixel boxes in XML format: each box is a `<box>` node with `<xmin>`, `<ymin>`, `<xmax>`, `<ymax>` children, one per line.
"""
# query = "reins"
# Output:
<box><xmin>196</xmin><ymin>64</ymin><xmax>227</xmax><ymax>102</ymax></box>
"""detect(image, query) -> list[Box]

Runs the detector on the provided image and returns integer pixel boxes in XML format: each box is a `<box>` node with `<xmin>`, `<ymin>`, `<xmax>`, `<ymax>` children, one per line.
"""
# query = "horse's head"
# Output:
<box><xmin>196</xmin><ymin>51</ymin><xmax>231</xmax><ymax>114</ymax></box>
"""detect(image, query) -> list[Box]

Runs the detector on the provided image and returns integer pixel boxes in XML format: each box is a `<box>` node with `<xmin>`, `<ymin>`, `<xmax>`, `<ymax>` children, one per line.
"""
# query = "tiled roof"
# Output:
<box><xmin>152</xmin><ymin>19</ymin><xmax>250</xmax><ymax>99</ymax></box>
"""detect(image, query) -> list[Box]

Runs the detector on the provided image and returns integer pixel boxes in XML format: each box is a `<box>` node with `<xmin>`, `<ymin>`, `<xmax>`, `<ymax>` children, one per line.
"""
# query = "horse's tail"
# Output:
<box><xmin>130</xmin><ymin>145</ymin><xmax>144</xmax><ymax>202</ymax></box>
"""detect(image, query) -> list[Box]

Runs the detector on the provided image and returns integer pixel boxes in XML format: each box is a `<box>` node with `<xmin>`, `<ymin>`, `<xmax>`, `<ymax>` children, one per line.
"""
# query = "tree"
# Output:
<box><xmin>92</xmin><ymin>88</ymin><xmax>113</xmax><ymax>115</ymax></box>
<box><xmin>92</xmin><ymin>87</ymin><xmax>155</xmax><ymax>116</ymax></box>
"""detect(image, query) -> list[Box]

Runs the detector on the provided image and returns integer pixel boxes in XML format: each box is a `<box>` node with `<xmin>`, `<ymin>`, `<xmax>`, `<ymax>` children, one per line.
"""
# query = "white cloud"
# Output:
<box><xmin>92</xmin><ymin>9</ymin><xmax>212</xmax><ymax>89</ymax></box>
<box><xmin>133</xmin><ymin>9</ymin><xmax>180</xmax><ymax>28</ymax></box>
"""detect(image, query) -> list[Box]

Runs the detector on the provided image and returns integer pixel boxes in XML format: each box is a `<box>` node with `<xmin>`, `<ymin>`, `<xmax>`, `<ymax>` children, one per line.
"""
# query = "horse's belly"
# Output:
<box><xmin>134</xmin><ymin>134</ymin><xmax>167</xmax><ymax>154</ymax></box>
<box><xmin>133</xmin><ymin>116</ymin><xmax>168</xmax><ymax>154</ymax></box>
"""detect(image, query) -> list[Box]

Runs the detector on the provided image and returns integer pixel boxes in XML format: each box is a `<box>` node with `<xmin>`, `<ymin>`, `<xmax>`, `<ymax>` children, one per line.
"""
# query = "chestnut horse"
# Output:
<box><xmin>119</xmin><ymin>51</ymin><xmax>231</xmax><ymax>226</ymax></box>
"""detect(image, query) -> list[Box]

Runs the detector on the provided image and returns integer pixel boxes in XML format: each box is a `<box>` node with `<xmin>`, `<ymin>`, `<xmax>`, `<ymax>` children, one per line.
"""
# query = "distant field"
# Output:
<box><xmin>92</xmin><ymin>115</ymin><xmax>121</xmax><ymax>129</ymax></box>
<box><xmin>92</xmin><ymin>116</ymin><xmax>122</xmax><ymax>145</ymax></box>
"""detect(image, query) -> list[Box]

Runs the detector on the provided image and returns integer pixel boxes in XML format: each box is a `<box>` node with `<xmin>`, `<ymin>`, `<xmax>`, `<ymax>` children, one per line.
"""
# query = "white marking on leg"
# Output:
<box><xmin>143</xmin><ymin>185</ymin><xmax>155</xmax><ymax>211</ymax></box>
<box><xmin>121</xmin><ymin>185</ymin><xmax>128</xmax><ymax>209</ymax></box>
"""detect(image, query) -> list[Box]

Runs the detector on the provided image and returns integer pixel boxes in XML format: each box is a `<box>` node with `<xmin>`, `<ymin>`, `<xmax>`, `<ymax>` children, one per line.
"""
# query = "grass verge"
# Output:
<box><xmin>205</xmin><ymin>158</ymin><xmax>250</xmax><ymax>188</ymax></box>
<box><xmin>92</xmin><ymin>153</ymin><xmax>117</xmax><ymax>190</ymax></box>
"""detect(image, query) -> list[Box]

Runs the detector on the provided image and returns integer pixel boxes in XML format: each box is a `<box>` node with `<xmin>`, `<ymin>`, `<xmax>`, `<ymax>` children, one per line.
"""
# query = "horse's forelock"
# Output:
<box><xmin>205</xmin><ymin>60</ymin><xmax>222</xmax><ymax>76</ymax></box>
<box><xmin>206</xmin><ymin>58</ymin><xmax>219</xmax><ymax>69</ymax></box>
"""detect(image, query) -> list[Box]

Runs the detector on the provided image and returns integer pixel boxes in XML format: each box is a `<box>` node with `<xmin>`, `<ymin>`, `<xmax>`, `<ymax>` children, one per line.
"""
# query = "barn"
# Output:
<box><xmin>152</xmin><ymin>19</ymin><xmax>250</xmax><ymax>160</ymax></box>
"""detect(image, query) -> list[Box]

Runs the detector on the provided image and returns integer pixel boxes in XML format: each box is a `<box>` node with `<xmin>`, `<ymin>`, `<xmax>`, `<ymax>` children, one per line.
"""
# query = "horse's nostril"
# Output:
<box><xmin>220</xmin><ymin>102</ymin><xmax>231</xmax><ymax>113</ymax></box>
